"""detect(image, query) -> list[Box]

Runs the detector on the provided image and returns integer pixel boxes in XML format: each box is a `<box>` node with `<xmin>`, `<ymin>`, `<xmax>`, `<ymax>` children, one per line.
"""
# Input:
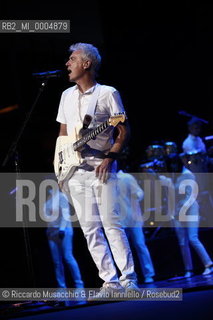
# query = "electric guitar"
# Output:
<box><xmin>54</xmin><ymin>114</ymin><xmax>126</xmax><ymax>183</ymax></box>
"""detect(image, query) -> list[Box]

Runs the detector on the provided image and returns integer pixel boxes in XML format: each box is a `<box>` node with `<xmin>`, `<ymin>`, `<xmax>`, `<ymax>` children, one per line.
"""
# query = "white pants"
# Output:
<box><xmin>125</xmin><ymin>227</ymin><xmax>155</xmax><ymax>278</ymax></box>
<box><xmin>173</xmin><ymin>219</ymin><xmax>212</xmax><ymax>270</ymax></box>
<box><xmin>173</xmin><ymin>201</ymin><xmax>212</xmax><ymax>270</ymax></box>
<box><xmin>47</xmin><ymin>228</ymin><xmax>84</xmax><ymax>288</ymax></box>
<box><xmin>68</xmin><ymin>169</ymin><xmax>137</xmax><ymax>285</ymax></box>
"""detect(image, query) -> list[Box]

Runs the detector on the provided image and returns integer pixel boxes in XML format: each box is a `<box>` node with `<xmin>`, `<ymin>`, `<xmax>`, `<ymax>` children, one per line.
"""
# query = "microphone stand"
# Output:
<box><xmin>178</xmin><ymin>110</ymin><xmax>209</xmax><ymax>124</ymax></box>
<box><xmin>2</xmin><ymin>79</ymin><xmax>49</xmax><ymax>288</ymax></box>
<box><xmin>2</xmin><ymin>80</ymin><xmax>48</xmax><ymax>169</ymax></box>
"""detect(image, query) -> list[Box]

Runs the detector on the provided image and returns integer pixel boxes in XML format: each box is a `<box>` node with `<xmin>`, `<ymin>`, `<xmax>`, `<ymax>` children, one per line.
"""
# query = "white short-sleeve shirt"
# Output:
<box><xmin>117</xmin><ymin>170</ymin><xmax>144</xmax><ymax>227</ymax></box>
<box><xmin>56</xmin><ymin>83</ymin><xmax>125</xmax><ymax>155</ymax></box>
<box><xmin>182</xmin><ymin>134</ymin><xmax>206</xmax><ymax>154</ymax></box>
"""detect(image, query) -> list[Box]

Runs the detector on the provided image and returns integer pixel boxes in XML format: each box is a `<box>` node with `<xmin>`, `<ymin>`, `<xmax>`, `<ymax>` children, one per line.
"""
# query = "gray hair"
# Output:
<box><xmin>69</xmin><ymin>42</ymin><xmax>101</xmax><ymax>75</ymax></box>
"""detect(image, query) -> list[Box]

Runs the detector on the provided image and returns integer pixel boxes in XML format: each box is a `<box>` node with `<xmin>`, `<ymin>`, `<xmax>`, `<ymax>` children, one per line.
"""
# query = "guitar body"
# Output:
<box><xmin>54</xmin><ymin>128</ymin><xmax>83</xmax><ymax>183</ymax></box>
<box><xmin>54</xmin><ymin>114</ymin><xmax>126</xmax><ymax>184</ymax></box>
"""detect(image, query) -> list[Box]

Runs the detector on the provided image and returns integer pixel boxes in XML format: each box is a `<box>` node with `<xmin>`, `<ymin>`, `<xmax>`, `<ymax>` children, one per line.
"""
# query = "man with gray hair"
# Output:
<box><xmin>55</xmin><ymin>43</ymin><xmax>139</xmax><ymax>298</ymax></box>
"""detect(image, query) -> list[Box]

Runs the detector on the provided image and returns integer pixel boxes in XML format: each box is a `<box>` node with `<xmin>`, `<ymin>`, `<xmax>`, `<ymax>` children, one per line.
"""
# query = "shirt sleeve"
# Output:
<box><xmin>182</xmin><ymin>141</ymin><xmax>186</xmax><ymax>152</ymax></box>
<box><xmin>56</xmin><ymin>91</ymin><xmax>66</xmax><ymax>124</ymax></box>
<box><xmin>108</xmin><ymin>90</ymin><xmax>125</xmax><ymax>116</ymax></box>
<box><xmin>129</xmin><ymin>175</ymin><xmax>144</xmax><ymax>201</ymax></box>
<box><xmin>182</xmin><ymin>137</ymin><xmax>189</xmax><ymax>152</ymax></box>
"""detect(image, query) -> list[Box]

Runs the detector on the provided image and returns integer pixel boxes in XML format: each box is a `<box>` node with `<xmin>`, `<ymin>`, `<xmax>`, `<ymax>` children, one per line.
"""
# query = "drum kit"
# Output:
<box><xmin>140</xmin><ymin>142</ymin><xmax>178</xmax><ymax>172</ymax></box>
<box><xmin>140</xmin><ymin>140</ymin><xmax>213</xmax><ymax>173</ymax></box>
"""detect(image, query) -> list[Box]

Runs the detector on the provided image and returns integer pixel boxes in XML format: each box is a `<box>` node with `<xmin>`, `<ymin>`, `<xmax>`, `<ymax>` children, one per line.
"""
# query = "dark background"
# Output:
<box><xmin>0</xmin><ymin>1</ymin><xmax>213</xmax><ymax>288</ymax></box>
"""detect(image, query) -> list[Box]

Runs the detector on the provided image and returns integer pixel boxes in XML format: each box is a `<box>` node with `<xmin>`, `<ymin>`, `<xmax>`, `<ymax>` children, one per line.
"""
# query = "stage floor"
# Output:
<box><xmin>1</xmin><ymin>273</ymin><xmax>213</xmax><ymax>320</ymax></box>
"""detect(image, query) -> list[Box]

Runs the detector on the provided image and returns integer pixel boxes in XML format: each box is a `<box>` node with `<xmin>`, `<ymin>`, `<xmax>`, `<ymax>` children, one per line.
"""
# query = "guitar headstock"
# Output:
<box><xmin>108</xmin><ymin>113</ymin><xmax>126</xmax><ymax>127</ymax></box>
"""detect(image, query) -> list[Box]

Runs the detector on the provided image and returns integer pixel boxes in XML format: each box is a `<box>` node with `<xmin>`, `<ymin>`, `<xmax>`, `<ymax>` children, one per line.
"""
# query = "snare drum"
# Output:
<box><xmin>164</xmin><ymin>141</ymin><xmax>177</xmax><ymax>155</ymax></box>
<box><xmin>146</xmin><ymin>144</ymin><xmax>165</xmax><ymax>160</ymax></box>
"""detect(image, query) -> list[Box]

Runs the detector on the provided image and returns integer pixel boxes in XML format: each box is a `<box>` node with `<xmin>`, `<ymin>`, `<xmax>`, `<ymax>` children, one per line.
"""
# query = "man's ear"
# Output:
<box><xmin>83</xmin><ymin>60</ymin><xmax>92</xmax><ymax>70</ymax></box>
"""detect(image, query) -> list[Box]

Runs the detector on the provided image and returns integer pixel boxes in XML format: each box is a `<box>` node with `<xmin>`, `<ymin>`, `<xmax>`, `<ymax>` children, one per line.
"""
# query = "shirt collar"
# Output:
<box><xmin>75</xmin><ymin>83</ymin><xmax>98</xmax><ymax>95</ymax></box>
<box><xmin>189</xmin><ymin>134</ymin><xmax>197</xmax><ymax>139</ymax></box>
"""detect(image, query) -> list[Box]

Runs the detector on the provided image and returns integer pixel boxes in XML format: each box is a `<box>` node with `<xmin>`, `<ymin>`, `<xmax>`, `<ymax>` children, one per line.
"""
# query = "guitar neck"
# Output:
<box><xmin>73</xmin><ymin>120</ymin><xmax>109</xmax><ymax>151</ymax></box>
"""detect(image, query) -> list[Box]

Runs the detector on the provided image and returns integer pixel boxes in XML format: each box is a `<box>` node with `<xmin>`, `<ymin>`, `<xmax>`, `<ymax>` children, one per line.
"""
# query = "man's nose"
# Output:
<box><xmin>65</xmin><ymin>60</ymin><xmax>70</xmax><ymax>67</ymax></box>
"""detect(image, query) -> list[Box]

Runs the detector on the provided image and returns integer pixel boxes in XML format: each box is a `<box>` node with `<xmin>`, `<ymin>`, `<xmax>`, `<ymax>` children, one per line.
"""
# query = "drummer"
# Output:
<box><xmin>182</xmin><ymin>117</ymin><xmax>206</xmax><ymax>154</ymax></box>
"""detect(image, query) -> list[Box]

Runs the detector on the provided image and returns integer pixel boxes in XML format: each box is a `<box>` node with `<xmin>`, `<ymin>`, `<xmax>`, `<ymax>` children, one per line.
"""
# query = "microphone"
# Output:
<box><xmin>32</xmin><ymin>70</ymin><xmax>62</xmax><ymax>78</ymax></box>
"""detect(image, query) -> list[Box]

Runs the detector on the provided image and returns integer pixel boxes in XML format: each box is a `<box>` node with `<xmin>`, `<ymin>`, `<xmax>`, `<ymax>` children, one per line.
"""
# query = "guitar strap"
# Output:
<box><xmin>81</xmin><ymin>83</ymin><xmax>107</xmax><ymax>159</ymax></box>
<box><xmin>86</xmin><ymin>83</ymin><xmax>101</xmax><ymax>120</ymax></box>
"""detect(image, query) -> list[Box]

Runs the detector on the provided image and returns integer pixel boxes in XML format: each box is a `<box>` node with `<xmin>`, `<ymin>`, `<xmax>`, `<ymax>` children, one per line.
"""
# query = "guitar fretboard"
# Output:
<box><xmin>73</xmin><ymin>120</ymin><xmax>109</xmax><ymax>151</ymax></box>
